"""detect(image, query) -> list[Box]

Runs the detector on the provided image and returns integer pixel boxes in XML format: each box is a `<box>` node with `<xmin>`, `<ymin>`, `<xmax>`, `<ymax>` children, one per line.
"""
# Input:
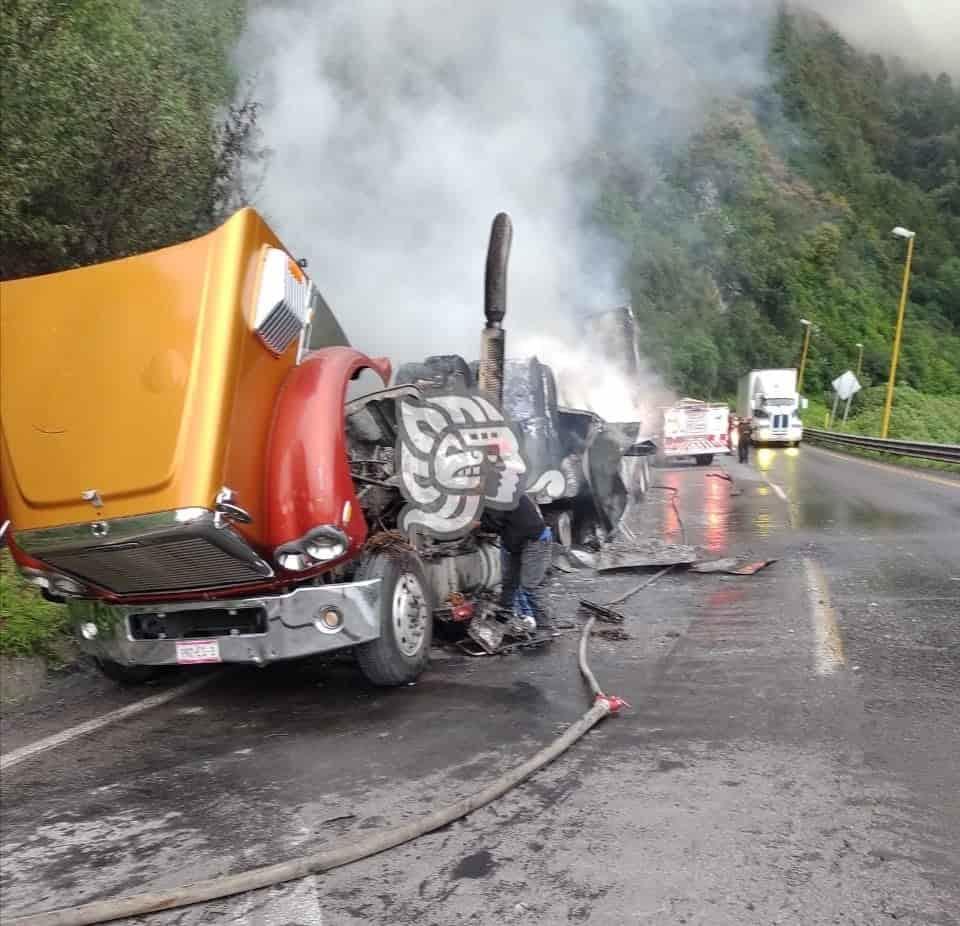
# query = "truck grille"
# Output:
<box><xmin>43</xmin><ymin>536</ymin><xmax>270</xmax><ymax>595</ymax></box>
<box><xmin>257</xmin><ymin>300</ymin><xmax>305</xmax><ymax>355</ymax></box>
<box><xmin>253</xmin><ymin>247</ymin><xmax>311</xmax><ymax>355</ymax></box>
<box><xmin>129</xmin><ymin>606</ymin><xmax>268</xmax><ymax>640</ymax></box>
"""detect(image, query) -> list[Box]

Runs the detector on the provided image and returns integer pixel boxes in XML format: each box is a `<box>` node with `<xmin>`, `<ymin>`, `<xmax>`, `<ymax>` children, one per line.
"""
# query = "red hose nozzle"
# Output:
<box><xmin>596</xmin><ymin>694</ymin><xmax>630</xmax><ymax>714</ymax></box>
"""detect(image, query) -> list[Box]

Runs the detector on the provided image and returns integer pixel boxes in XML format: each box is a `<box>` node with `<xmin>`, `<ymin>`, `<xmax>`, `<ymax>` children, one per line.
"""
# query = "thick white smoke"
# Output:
<box><xmin>235</xmin><ymin>0</ymin><xmax>957</xmax><ymax>422</ymax></box>
<box><xmin>236</xmin><ymin>0</ymin><xmax>775</xmax><ymax>419</ymax></box>
<box><xmin>800</xmin><ymin>0</ymin><xmax>960</xmax><ymax>77</ymax></box>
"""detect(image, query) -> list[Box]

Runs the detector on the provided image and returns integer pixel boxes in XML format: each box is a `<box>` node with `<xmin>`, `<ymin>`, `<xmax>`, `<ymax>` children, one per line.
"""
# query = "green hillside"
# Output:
<box><xmin>597</xmin><ymin>9</ymin><xmax>960</xmax><ymax>411</ymax></box>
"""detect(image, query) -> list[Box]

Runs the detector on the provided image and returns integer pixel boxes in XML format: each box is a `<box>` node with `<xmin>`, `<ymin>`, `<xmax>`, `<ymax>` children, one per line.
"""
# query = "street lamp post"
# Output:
<box><xmin>881</xmin><ymin>227</ymin><xmax>916</xmax><ymax>439</ymax></box>
<box><xmin>855</xmin><ymin>342</ymin><xmax>863</xmax><ymax>379</ymax></box>
<box><xmin>797</xmin><ymin>318</ymin><xmax>812</xmax><ymax>392</ymax></box>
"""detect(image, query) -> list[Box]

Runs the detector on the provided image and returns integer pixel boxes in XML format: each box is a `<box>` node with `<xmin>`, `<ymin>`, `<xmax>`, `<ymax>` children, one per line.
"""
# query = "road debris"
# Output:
<box><xmin>729</xmin><ymin>559</ymin><xmax>776</xmax><ymax>575</ymax></box>
<box><xmin>579</xmin><ymin>599</ymin><xmax>625</xmax><ymax>623</ymax></box>
<box><xmin>691</xmin><ymin>557</ymin><xmax>777</xmax><ymax>576</ymax></box>
<box><xmin>465</xmin><ymin>612</ymin><xmax>508</xmax><ymax>654</ymax></box>
<box><xmin>566</xmin><ymin>548</ymin><xmax>598</xmax><ymax>569</ymax></box>
<box><xmin>592</xmin><ymin>627</ymin><xmax>630</xmax><ymax>641</ymax></box>
<box><xmin>690</xmin><ymin>557</ymin><xmax>739</xmax><ymax>573</ymax></box>
<box><xmin>597</xmin><ymin>538</ymin><xmax>698</xmax><ymax>571</ymax></box>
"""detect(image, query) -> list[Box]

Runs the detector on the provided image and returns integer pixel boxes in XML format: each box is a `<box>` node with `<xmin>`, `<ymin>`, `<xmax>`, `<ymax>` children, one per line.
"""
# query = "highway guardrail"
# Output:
<box><xmin>804</xmin><ymin>427</ymin><xmax>960</xmax><ymax>465</ymax></box>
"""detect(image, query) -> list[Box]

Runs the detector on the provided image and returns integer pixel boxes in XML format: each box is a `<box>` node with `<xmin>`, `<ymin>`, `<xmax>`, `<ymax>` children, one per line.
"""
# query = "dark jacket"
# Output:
<box><xmin>480</xmin><ymin>494</ymin><xmax>546</xmax><ymax>553</ymax></box>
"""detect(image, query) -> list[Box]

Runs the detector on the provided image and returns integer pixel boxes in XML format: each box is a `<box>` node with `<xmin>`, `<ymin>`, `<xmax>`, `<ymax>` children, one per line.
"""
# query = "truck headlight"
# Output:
<box><xmin>277</xmin><ymin>552</ymin><xmax>312</xmax><ymax>572</ymax></box>
<box><xmin>305</xmin><ymin>536</ymin><xmax>347</xmax><ymax>562</ymax></box>
<box><xmin>276</xmin><ymin>526</ymin><xmax>349</xmax><ymax>571</ymax></box>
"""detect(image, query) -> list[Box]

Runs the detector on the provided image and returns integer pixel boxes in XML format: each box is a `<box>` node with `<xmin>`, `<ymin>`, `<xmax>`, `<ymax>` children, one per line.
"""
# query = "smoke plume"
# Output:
<box><xmin>235</xmin><ymin>0</ymin><xmax>957</xmax><ymax>419</ymax></box>
<box><xmin>236</xmin><ymin>0</ymin><xmax>777</xmax><ymax>418</ymax></box>
<box><xmin>800</xmin><ymin>0</ymin><xmax>960</xmax><ymax>77</ymax></box>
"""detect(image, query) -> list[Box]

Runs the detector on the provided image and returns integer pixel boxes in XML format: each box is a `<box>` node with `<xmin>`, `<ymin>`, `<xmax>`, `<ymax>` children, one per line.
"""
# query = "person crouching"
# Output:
<box><xmin>480</xmin><ymin>495</ymin><xmax>554</xmax><ymax>640</ymax></box>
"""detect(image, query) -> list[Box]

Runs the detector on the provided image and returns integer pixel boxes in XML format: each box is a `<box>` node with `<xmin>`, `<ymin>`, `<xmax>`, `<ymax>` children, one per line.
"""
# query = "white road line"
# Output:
<box><xmin>803</xmin><ymin>558</ymin><xmax>846</xmax><ymax>676</ymax></box>
<box><xmin>0</xmin><ymin>674</ymin><xmax>216</xmax><ymax>772</ymax></box>
<box><xmin>767</xmin><ymin>481</ymin><xmax>788</xmax><ymax>502</ymax></box>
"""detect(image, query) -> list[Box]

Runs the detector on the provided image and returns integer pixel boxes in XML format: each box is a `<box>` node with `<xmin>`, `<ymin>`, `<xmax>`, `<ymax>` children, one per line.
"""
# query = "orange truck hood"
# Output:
<box><xmin>1</xmin><ymin>208</ymin><xmax>292</xmax><ymax>534</ymax></box>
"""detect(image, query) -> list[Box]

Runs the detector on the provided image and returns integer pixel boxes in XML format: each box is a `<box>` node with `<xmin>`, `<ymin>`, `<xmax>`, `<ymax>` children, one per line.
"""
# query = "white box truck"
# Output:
<box><xmin>737</xmin><ymin>369</ymin><xmax>804</xmax><ymax>446</ymax></box>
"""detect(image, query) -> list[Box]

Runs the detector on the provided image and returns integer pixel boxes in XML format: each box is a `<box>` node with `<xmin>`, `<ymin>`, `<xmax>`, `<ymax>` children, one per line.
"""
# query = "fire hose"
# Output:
<box><xmin>8</xmin><ymin>626</ymin><xmax>627</xmax><ymax>926</ymax></box>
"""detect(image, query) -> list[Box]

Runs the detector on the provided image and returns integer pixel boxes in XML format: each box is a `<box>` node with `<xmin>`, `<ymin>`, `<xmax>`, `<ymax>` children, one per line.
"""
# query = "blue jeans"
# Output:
<box><xmin>501</xmin><ymin>527</ymin><xmax>552</xmax><ymax>628</ymax></box>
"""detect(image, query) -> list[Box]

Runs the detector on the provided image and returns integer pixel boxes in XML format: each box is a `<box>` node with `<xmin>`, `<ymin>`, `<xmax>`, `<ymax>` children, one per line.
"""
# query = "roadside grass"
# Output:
<box><xmin>0</xmin><ymin>550</ymin><xmax>72</xmax><ymax>662</ymax></box>
<box><xmin>804</xmin><ymin>387</ymin><xmax>960</xmax><ymax>473</ymax></box>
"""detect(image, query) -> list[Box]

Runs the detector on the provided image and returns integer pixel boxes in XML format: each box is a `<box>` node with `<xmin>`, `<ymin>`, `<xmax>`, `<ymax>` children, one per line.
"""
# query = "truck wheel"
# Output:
<box><xmin>355</xmin><ymin>550</ymin><xmax>433</xmax><ymax>687</ymax></box>
<box><xmin>94</xmin><ymin>658</ymin><xmax>168</xmax><ymax>686</ymax></box>
<box><xmin>695</xmin><ymin>454</ymin><xmax>714</xmax><ymax>466</ymax></box>
<box><xmin>543</xmin><ymin>509</ymin><xmax>573</xmax><ymax>550</ymax></box>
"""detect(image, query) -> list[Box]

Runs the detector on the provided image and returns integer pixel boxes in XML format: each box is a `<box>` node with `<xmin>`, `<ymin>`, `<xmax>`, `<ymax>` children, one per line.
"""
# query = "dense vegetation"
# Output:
<box><xmin>597</xmin><ymin>10</ymin><xmax>960</xmax><ymax>411</ymax></box>
<box><xmin>0</xmin><ymin>551</ymin><xmax>70</xmax><ymax>659</ymax></box>
<box><xmin>0</xmin><ymin>0</ymin><xmax>256</xmax><ymax>280</ymax></box>
<box><xmin>0</xmin><ymin>0</ymin><xmax>256</xmax><ymax>658</ymax></box>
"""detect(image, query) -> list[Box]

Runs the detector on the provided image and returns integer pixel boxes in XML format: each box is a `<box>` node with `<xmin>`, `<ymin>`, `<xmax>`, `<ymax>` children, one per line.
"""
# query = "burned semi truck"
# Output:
<box><xmin>395</xmin><ymin>301</ymin><xmax>652</xmax><ymax>550</ymax></box>
<box><xmin>0</xmin><ymin>209</ymin><xmax>638</xmax><ymax>687</ymax></box>
<box><xmin>395</xmin><ymin>353</ymin><xmax>641</xmax><ymax>549</ymax></box>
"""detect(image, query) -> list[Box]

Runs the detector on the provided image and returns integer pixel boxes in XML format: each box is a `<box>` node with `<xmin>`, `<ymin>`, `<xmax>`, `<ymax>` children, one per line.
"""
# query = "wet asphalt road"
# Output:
<box><xmin>2</xmin><ymin>446</ymin><xmax>959</xmax><ymax>925</ymax></box>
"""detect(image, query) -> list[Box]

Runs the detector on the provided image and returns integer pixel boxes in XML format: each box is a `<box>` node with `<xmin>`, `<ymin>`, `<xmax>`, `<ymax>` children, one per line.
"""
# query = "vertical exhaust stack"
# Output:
<box><xmin>479</xmin><ymin>212</ymin><xmax>513</xmax><ymax>406</ymax></box>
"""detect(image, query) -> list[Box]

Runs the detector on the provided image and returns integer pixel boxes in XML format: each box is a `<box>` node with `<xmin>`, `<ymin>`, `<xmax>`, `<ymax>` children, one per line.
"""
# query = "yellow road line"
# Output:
<box><xmin>803</xmin><ymin>558</ymin><xmax>846</xmax><ymax>676</ymax></box>
<box><xmin>807</xmin><ymin>444</ymin><xmax>959</xmax><ymax>490</ymax></box>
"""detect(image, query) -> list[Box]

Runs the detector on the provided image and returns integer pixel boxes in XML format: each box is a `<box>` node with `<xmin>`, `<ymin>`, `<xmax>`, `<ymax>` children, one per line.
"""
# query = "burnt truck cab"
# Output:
<box><xmin>0</xmin><ymin>208</ymin><xmax>456</xmax><ymax>685</ymax></box>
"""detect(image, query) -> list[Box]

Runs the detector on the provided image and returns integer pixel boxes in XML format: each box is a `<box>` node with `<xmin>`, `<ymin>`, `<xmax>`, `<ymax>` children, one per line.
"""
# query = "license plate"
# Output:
<box><xmin>175</xmin><ymin>640</ymin><xmax>221</xmax><ymax>665</ymax></box>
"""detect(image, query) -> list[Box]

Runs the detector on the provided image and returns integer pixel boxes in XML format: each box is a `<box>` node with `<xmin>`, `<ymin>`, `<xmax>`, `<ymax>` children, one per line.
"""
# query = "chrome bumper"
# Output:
<box><xmin>754</xmin><ymin>426</ymin><xmax>803</xmax><ymax>444</ymax></box>
<box><xmin>68</xmin><ymin>580</ymin><xmax>382</xmax><ymax>667</ymax></box>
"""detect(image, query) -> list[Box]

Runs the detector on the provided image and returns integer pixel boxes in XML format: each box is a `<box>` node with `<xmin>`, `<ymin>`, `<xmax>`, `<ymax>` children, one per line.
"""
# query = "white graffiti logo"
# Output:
<box><xmin>396</xmin><ymin>391</ymin><xmax>527</xmax><ymax>539</ymax></box>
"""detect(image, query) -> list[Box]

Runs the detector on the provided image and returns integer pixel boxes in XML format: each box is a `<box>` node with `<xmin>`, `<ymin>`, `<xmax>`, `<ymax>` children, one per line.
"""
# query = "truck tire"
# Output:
<box><xmin>355</xmin><ymin>549</ymin><xmax>434</xmax><ymax>687</ymax></box>
<box><xmin>543</xmin><ymin>508</ymin><xmax>573</xmax><ymax>550</ymax></box>
<box><xmin>695</xmin><ymin>454</ymin><xmax>714</xmax><ymax>466</ymax></box>
<box><xmin>93</xmin><ymin>658</ymin><xmax>168</xmax><ymax>686</ymax></box>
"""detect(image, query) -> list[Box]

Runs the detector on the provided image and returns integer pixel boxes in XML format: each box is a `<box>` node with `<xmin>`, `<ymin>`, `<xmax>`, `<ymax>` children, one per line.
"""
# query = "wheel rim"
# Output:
<box><xmin>392</xmin><ymin>572</ymin><xmax>429</xmax><ymax>657</ymax></box>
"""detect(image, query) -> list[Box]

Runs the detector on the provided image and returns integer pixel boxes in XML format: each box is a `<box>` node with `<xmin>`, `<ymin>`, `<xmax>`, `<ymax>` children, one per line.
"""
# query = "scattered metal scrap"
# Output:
<box><xmin>578</xmin><ymin>599</ymin><xmax>625</xmax><ymax>623</ymax></box>
<box><xmin>689</xmin><ymin>557</ymin><xmax>738</xmax><ymax>573</ymax></box>
<box><xmin>597</xmin><ymin>538</ymin><xmax>699</xmax><ymax>572</ymax></box>
<box><xmin>691</xmin><ymin>557</ymin><xmax>777</xmax><ymax>575</ymax></box>
<box><xmin>579</xmin><ymin>563</ymin><xmax>676</xmax><ymax>624</ymax></box>
<box><xmin>567</xmin><ymin>548</ymin><xmax>598</xmax><ymax>569</ymax></box>
<box><xmin>729</xmin><ymin>559</ymin><xmax>777</xmax><ymax>575</ymax></box>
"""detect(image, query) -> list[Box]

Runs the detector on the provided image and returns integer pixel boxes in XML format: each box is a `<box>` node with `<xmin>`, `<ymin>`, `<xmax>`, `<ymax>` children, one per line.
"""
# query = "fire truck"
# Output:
<box><xmin>656</xmin><ymin>398</ymin><xmax>731</xmax><ymax>465</ymax></box>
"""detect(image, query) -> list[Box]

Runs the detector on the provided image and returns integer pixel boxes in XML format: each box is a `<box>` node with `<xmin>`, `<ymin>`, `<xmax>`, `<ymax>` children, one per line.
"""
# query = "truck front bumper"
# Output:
<box><xmin>68</xmin><ymin>580</ymin><xmax>382</xmax><ymax>667</ymax></box>
<box><xmin>753</xmin><ymin>426</ymin><xmax>803</xmax><ymax>445</ymax></box>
